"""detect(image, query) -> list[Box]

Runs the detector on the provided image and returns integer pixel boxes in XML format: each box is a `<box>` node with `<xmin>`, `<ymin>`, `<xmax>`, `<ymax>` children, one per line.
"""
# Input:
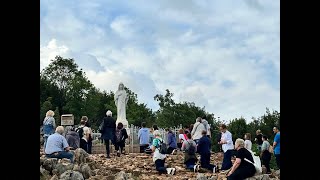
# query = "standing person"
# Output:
<box><xmin>272</xmin><ymin>126</ymin><xmax>280</xmax><ymax>169</ymax></box>
<box><xmin>80</xmin><ymin>116</ymin><xmax>92</xmax><ymax>153</ymax></box>
<box><xmin>151</xmin><ymin>130</ymin><xmax>176</xmax><ymax>175</ymax></box>
<box><xmin>261</xmin><ymin>135</ymin><xmax>271</xmax><ymax>173</ymax></box>
<box><xmin>219</xmin><ymin>124</ymin><xmax>234</xmax><ymax>171</ymax></box>
<box><xmin>101</xmin><ymin>110</ymin><xmax>116</xmax><ymax>158</ymax></box>
<box><xmin>181</xmin><ymin>133</ymin><xmax>198</xmax><ymax>172</ymax></box>
<box><xmin>138</xmin><ymin>122</ymin><xmax>150</xmax><ymax>153</ymax></box>
<box><xmin>191</xmin><ymin>117</ymin><xmax>206</xmax><ymax>144</ymax></box>
<box><xmin>114</xmin><ymin>82</ymin><xmax>129</xmax><ymax>127</ymax></box>
<box><xmin>178</xmin><ymin>129</ymin><xmax>187</xmax><ymax>150</ymax></box>
<box><xmin>43</xmin><ymin>110</ymin><xmax>56</xmax><ymax>149</ymax></box>
<box><xmin>254</xmin><ymin>130</ymin><xmax>263</xmax><ymax>152</ymax></box>
<box><xmin>201</xmin><ymin>115</ymin><xmax>211</xmax><ymax>138</ymax></box>
<box><xmin>80</xmin><ymin>127</ymin><xmax>92</xmax><ymax>153</ymax></box>
<box><xmin>166</xmin><ymin>128</ymin><xmax>177</xmax><ymax>154</ymax></box>
<box><xmin>198</xmin><ymin>130</ymin><xmax>217</xmax><ymax>172</ymax></box>
<box><xmin>226</xmin><ymin>138</ymin><xmax>256</xmax><ymax>180</ymax></box>
<box><xmin>45</xmin><ymin>126</ymin><xmax>74</xmax><ymax>163</ymax></box>
<box><xmin>244</xmin><ymin>133</ymin><xmax>252</xmax><ymax>150</ymax></box>
<box><xmin>114</xmin><ymin>122</ymin><xmax>128</xmax><ymax>156</ymax></box>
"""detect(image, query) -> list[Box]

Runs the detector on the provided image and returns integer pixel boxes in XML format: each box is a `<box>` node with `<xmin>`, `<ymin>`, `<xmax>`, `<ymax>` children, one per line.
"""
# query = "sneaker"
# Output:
<box><xmin>106</xmin><ymin>155</ymin><xmax>111</xmax><ymax>159</ymax></box>
<box><xmin>166</xmin><ymin>168</ymin><xmax>172</xmax><ymax>174</ymax></box>
<box><xmin>171</xmin><ymin>149</ymin><xmax>176</xmax><ymax>155</ymax></box>
<box><xmin>197</xmin><ymin>165</ymin><xmax>200</xmax><ymax>172</ymax></box>
<box><xmin>212</xmin><ymin>167</ymin><xmax>216</xmax><ymax>173</ymax></box>
<box><xmin>193</xmin><ymin>165</ymin><xmax>197</xmax><ymax>173</ymax></box>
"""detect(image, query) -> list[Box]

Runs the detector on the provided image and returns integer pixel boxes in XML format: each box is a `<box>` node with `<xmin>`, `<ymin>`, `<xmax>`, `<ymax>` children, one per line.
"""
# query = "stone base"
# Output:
<box><xmin>116</xmin><ymin>119</ymin><xmax>128</xmax><ymax>128</ymax></box>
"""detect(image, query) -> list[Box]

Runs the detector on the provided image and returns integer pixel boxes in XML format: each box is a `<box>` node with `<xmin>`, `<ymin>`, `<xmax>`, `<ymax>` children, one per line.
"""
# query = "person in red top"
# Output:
<box><xmin>177</xmin><ymin>129</ymin><xmax>188</xmax><ymax>150</ymax></box>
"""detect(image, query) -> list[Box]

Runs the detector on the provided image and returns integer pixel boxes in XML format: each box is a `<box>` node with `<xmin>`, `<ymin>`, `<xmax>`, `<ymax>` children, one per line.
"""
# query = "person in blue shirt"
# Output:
<box><xmin>272</xmin><ymin>126</ymin><xmax>280</xmax><ymax>169</ymax></box>
<box><xmin>138</xmin><ymin>122</ymin><xmax>150</xmax><ymax>153</ymax></box>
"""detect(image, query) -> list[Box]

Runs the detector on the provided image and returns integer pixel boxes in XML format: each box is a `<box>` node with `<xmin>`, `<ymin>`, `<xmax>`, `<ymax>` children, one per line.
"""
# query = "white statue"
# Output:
<box><xmin>114</xmin><ymin>82</ymin><xmax>129</xmax><ymax>128</ymax></box>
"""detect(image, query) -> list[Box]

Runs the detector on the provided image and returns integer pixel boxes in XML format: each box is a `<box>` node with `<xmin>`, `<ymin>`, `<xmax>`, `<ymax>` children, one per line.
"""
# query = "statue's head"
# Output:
<box><xmin>118</xmin><ymin>82</ymin><xmax>124</xmax><ymax>90</ymax></box>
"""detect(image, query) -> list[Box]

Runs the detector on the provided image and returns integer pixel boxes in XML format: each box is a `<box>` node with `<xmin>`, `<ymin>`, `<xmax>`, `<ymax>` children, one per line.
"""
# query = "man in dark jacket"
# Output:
<box><xmin>101</xmin><ymin>110</ymin><xmax>116</xmax><ymax>158</ymax></box>
<box><xmin>198</xmin><ymin>130</ymin><xmax>217</xmax><ymax>172</ymax></box>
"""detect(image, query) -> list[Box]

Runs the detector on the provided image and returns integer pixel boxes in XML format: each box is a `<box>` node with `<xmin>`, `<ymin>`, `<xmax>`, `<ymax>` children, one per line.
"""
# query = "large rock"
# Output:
<box><xmin>245</xmin><ymin>174</ymin><xmax>270</xmax><ymax>180</ymax></box>
<box><xmin>80</xmin><ymin>163</ymin><xmax>93</xmax><ymax>179</ymax></box>
<box><xmin>40</xmin><ymin>166</ymin><xmax>51</xmax><ymax>180</ymax></box>
<box><xmin>43</xmin><ymin>158</ymin><xmax>58</xmax><ymax>172</ymax></box>
<box><xmin>74</xmin><ymin>148</ymin><xmax>89</xmax><ymax>164</ymax></box>
<box><xmin>59</xmin><ymin>170</ymin><xmax>84</xmax><ymax>180</ymax></box>
<box><xmin>196</xmin><ymin>173</ymin><xmax>207</xmax><ymax>180</ymax></box>
<box><xmin>54</xmin><ymin>161</ymin><xmax>74</xmax><ymax>175</ymax></box>
<box><xmin>115</xmin><ymin>171</ymin><xmax>134</xmax><ymax>180</ymax></box>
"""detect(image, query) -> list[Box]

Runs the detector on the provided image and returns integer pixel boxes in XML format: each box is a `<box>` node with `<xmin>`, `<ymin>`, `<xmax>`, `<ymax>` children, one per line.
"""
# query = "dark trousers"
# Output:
<box><xmin>275</xmin><ymin>154</ymin><xmax>280</xmax><ymax>169</ymax></box>
<box><xmin>87</xmin><ymin>140</ymin><xmax>92</xmax><ymax>154</ymax></box>
<box><xmin>221</xmin><ymin>149</ymin><xmax>233</xmax><ymax>170</ymax></box>
<box><xmin>105</xmin><ymin>139</ymin><xmax>110</xmax><ymax>156</ymax></box>
<box><xmin>155</xmin><ymin>159</ymin><xmax>167</xmax><ymax>173</ymax></box>
<box><xmin>140</xmin><ymin>144</ymin><xmax>149</xmax><ymax>153</ymax></box>
<box><xmin>115</xmin><ymin>142</ymin><xmax>125</xmax><ymax>152</ymax></box>
<box><xmin>167</xmin><ymin>147</ymin><xmax>175</xmax><ymax>154</ymax></box>
<box><xmin>185</xmin><ymin>158</ymin><xmax>197</xmax><ymax>170</ymax></box>
<box><xmin>46</xmin><ymin>151</ymin><xmax>74</xmax><ymax>163</ymax></box>
<box><xmin>262</xmin><ymin>151</ymin><xmax>271</xmax><ymax>173</ymax></box>
<box><xmin>227</xmin><ymin>166</ymin><xmax>255</xmax><ymax>180</ymax></box>
<box><xmin>200</xmin><ymin>152</ymin><xmax>216</xmax><ymax>170</ymax></box>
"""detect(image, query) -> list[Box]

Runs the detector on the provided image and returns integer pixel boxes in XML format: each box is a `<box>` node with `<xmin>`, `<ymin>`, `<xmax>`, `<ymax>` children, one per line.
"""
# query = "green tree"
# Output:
<box><xmin>40</xmin><ymin>97</ymin><xmax>53</xmax><ymax>125</ymax></box>
<box><xmin>54</xmin><ymin>107</ymin><xmax>60</xmax><ymax>126</ymax></box>
<box><xmin>228</xmin><ymin>117</ymin><xmax>248</xmax><ymax>142</ymax></box>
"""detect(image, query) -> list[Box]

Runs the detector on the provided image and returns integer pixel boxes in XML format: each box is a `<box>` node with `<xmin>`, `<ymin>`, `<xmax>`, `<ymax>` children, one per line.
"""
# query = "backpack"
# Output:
<box><xmin>115</xmin><ymin>129</ymin><xmax>122</xmax><ymax>142</ymax></box>
<box><xmin>186</xmin><ymin>141</ymin><xmax>196</xmax><ymax>155</ymax></box>
<box><xmin>244</xmin><ymin>149</ymin><xmax>262</xmax><ymax>175</ymax></box>
<box><xmin>76</xmin><ymin>127</ymin><xmax>84</xmax><ymax>139</ymax></box>
<box><xmin>157</xmin><ymin>139</ymin><xmax>168</xmax><ymax>154</ymax></box>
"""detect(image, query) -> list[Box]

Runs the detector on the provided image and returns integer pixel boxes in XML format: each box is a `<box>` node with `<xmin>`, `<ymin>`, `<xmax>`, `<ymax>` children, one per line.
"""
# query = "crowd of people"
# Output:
<box><xmin>41</xmin><ymin>109</ymin><xmax>280</xmax><ymax>179</ymax></box>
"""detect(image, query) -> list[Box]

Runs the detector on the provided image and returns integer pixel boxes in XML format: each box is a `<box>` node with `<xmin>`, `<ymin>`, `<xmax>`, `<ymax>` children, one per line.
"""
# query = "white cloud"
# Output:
<box><xmin>40</xmin><ymin>0</ymin><xmax>280</xmax><ymax>122</ymax></box>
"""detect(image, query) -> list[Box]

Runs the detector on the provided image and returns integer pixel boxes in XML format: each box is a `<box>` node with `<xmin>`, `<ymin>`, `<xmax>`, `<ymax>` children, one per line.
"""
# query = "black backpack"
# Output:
<box><xmin>76</xmin><ymin>127</ymin><xmax>84</xmax><ymax>139</ymax></box>
<box><xmin>186</xmin><ymin>141</ymin><xmax>196</xmax><ymax>155</ymax></box>
<box><xmin>157</xmin><ymin>139</ymin><xmax>168</xmax><ymax>154</ymax></box>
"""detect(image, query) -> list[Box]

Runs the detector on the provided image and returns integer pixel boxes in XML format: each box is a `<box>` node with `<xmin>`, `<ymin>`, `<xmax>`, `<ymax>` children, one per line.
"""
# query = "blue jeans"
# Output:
<box><xmin>46</xmin><ymin>151</ymin><xmax>74</xmax><ymax>163</ymax></box>
<box><xmin>185</xmin><ymin>158</ymin><xmax>197</xmax><ymax>170</ymax></box>
<box><xmin>221</xmin><ymin>149</ymin><xmax>233</xmax><ymax>170</ymax></box>
<box><xmin>155</xmin><ymin>159</ymin><xmax>167</xmax><ymax>173</ymax></box>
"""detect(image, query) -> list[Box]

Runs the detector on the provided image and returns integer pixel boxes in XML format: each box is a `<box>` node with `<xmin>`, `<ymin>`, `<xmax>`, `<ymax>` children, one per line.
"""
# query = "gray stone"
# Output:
<box><xmin>80</xmin><ymin>163</ymin><xmax>93</xmax><ymax>179</ymax></box>
<box><xmin>74</xmin><ymin>148</ymin><xmax>89</xmax><ymax>164</ymax></box>
<box><xmin>43</xmin><ymin>158</ymin><xmax>58</xmax><ymax>172</ymax></box>
<box><xmin>59</xmin><ymin>170</ymin><xmax>84</xmax><ymax>180</ymax></box>
<box><xmin>40</xmin><ymin>166</ymin><xmax>51</xmax><ymax>179</ymax></box>
<box><xmin>114</xmin><ymin>171</ymin><xmax>134</xmax><ymax>180</ymax></box>
<box><xmin>196</xmin><ymin>173</ymin><xmax>207</xmax><ymax>180</ymax></box>
<box><xmin>245</xmin><ymin>174</ymin><xmax>270</xmax><ymax>180</ymax></box>
<box><xmin>54</xmin><ymin>162</ymin><xmax>74</xmax><ymax>175</ymax></box>
<box><xmin>50</xmin><ymin>175</ymin><xmax>59</xmax><ymax>180</ymax></box>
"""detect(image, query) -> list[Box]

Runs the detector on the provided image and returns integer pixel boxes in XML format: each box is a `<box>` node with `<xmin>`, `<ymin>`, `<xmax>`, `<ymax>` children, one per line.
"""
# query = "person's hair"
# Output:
<box><xmin>220</xmin><ymin>124</ymin><xmax>227</xmax><ymax>129</ymax></box>
<box><xmin>202</xmin><ymin>130</ymin><xmax>207</xmax><ymax>135</ymax></box>
<box><xmin>81</xmin><ymin>116</ymin><xmax>88</xmax><ymax>121</ymax></box>
<box><xmin>235</xmin><ymin>138</ymin><xmax>245</xmax><ymax>148</ymax></box>
<box><xmin>106</xmin><ymin>110</ymin><xmax>112</xmax><ymax>116</ymax></box>
<box><xmin>245</xmin><ymin>133</ymin><xmax>251</xmax><ymax>140</ymax></box>
<box><xmin>202</xmin><ymin>115</ymin><xmax>207</xmax><ymax>119</ymax></box>
<box><xmin>189</xmin><ymin>124</ymin><xmax>194</xmax><ymax>131</ymax></box>
<box><xmin>152</xmin><ymin>124</ymin><xmax>158</xmax><ymax>130</ymax></box>
<box><xmin>80</xmin><ymin>119</ymin><xmax>86</xmax><ymax>125</ymax></box>
<box><xmin>153</xmin><ymin>130</ymin><xmax>161</xmax><ymax>136</ymax></box>
<box><xmin>256</xmin><ymin>129</ymin><xmax>261</xmax><ymax>134</ymax></box>
<box><xmin>262</xmin><ymin>135</ymin><xmax>268</xmax><ymax>140</ymax></box>
<box><xmin>46</xmin><ymin>110</ymin><xmax>55</xmax><ymax>117</ymax></box>
<box><xmin>83</xmin><ymin>127</ymin><xmax>91</xmax><ymax>136</ymax></box>
<box><xmin>179</xmin><ymin>129</ymin><xmax>184</xmax><ymax>134</ymax></box>
<box><xmin>64</xmin><ymin>126</ymin><xmax>73</xmax><ymax>134</ymax></box>
<box><xmin>196</xmin><ymin>117</ymin><xmax>202</xmax><ymax>122</ymax></box>
<box><xmin>117</xmin><ymin>122</ymin><xmax>123</xmax><ymax>129</ymax></box>
<box><xmin>55</xmin><ymin>126</ymin><xmax>64</xmax><ymax>134</ymax></box>
<box><xmin>273</xmin><ymin>126</ymin><xmax>280</xmax><ymax>131</ymax></box>
<box><xmin>186</xmin><ymin>133</ymin><xmax>192</xmax><ymax>139</ymax></box>
<box><xmin>141</xmin><ymin>122</ymin><xmax>146</xmax><ymax>127</ymax></box>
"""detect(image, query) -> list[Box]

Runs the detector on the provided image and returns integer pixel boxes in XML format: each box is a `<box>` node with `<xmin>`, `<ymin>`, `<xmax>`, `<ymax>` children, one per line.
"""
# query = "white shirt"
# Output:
<box><xmin>221</xmin><ymin>130</ymin><xmax>234</xmax><ymax>152</ymax></box>
<box><xmin>191</xmin><ymin>122</ymin><xmax>206</xmax><ymax>140</ymax></box>
<box><xmin>244</xmin><ymin>140</ymin><xmax>252</xmax><ymax>150</ymax></box>
<box><xmin>179</xmin><ymin>134</ymin><xmax>187</xmax><ymax>142</ymax></box>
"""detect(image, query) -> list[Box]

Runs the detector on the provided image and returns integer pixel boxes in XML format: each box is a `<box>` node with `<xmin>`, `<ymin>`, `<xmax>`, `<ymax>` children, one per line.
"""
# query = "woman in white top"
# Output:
<box><xmin>191</xmin><ymin>117</ymin><xmax>206</xmax><ymax>144</ymax></box>
<box><xmin>244</xmin><ymin>133</ymin><xmax>252</xmax><ymax>150</ymax></box>
<box><xmin>177</xmin><ymin>129</ymin><xmax>187</xmax><ymax>150</ymax></box>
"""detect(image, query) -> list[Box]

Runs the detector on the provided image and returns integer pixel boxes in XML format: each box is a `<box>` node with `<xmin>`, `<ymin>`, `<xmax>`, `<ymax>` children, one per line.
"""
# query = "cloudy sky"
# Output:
<box><xmin>40</xmin><ymin>0</ymin><xmax>280</xmax><ymax>122</ymax></box>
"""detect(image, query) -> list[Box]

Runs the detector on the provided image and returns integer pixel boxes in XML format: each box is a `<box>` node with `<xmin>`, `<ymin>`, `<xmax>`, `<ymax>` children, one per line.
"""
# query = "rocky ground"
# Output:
<box><xmin>40</xmin><ymin>148</ymin><xmax>280</xmax><ymax>180</ymax></box>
